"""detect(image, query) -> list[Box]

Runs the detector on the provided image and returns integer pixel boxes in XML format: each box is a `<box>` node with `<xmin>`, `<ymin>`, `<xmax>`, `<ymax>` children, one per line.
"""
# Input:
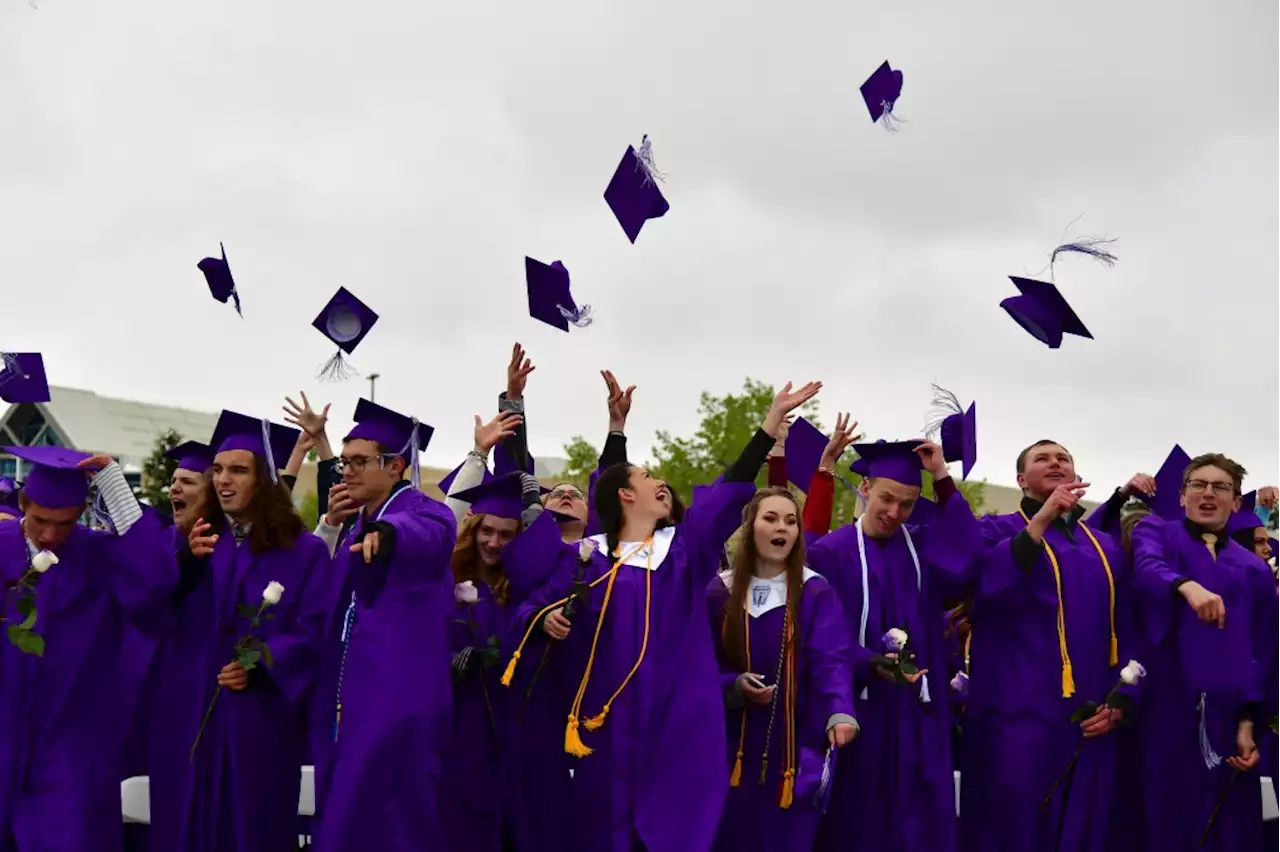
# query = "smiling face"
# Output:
<box><xmin>751</xmin><ymin>494</ymin><xmax>800</xmax><ymax>562</ymax></box>
<box><xmin>211</xmin><ymin>449</ymin><xmax>257</xmax><ymax>517</ymax></box>
<box><xmin>544</xmin><ymin>482</ymin><xmax>588</xmax><ymax>522</ymax></box>
<box><xmin>859</xmin><ymin>477</ymin><xmax>922</xmax><ymax>538</ymax></box>
<box><xmin>1248</xmin><ymin>527</ymin><xmax>1271</xmax><ymax>561</ymax></box>
<box><xmin>1180</xmin><ymin>463</ymin><xmax>1240</xmax><ymax>531</ymax></box>
<box><xmin>620</xmin><ymin>467</ymin><xmax>671</xmax><ymax>521</ymax></box>
<box><xmin>340</xmin><ymin>438</ymin><xmax>402</xmax><ymax>507</ymax></box>
<box><xmin>474</xmin><ymin>514</ymin><xmax>520</xmax><ymax>567</ymax></box>
<box><xmin>169</xmin><ymin>467</ymin><xmax>209</xmax><ymax>532</ymax></box>
<box><xmin>1016</xmin><ymin>442</ymin><xmax>1076</xmax><ymax>501</ymax></box>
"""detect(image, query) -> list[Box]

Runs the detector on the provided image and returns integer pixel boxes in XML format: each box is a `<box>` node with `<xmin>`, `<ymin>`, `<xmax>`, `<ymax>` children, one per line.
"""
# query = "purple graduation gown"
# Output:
<box><xmin>512</xmin><ymin>479</ymin><xmax>756</xmax><ymax>852</ymax></box>
<box><xmin>706</xmin><ymin>569</ymin><xmax>854</xmax><ymax>852</ymax></box>
<box><xmin>811</xmin><ymin>489</ymin><xmax>983</xmax><ymax>852</ymax></box>
<box><xmin>0</xmin><ymin>512</ymin><xmax>173</xmax><ymax>852</ymax></box>
<box><xmin>147</xmin><ymin>524</ymin><xmax>331</xmax><ymax>852</ymax></box>
<box><xmin>960</xmin><ymin>510</ymin><xmax>1137</xmax><ymax>852</ymax></box>
<box><xmin>1129</xmin><ymin>517</ymin><xmax>1277</xmax><ymax>852</ymax></box>
<box><xmin>311</xmin><ymin>485</ymin><xmax>457</xmax><ymax>852</ymax></box>
<box><xmin>440</xmin><ymin>578</ymin><xmax>511</xmax><ymax>852</ymax></box>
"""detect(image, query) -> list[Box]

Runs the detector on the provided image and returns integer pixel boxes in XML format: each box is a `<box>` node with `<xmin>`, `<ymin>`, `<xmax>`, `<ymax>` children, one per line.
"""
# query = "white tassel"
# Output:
<box><xmin>261</xmin><ymin>419</ymin><xmax>279</xmax><ymax>484</ymax></box>
<box><xmin>1198</xmin><ymin>693</ymin><xmax>1222</xmax><ymax>769</ymax></box>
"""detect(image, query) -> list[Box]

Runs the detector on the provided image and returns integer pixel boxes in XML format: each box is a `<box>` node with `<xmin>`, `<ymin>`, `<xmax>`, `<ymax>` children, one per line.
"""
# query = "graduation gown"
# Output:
<box><xmin>146</xmin><ymin>524</ymin><xmax>330</xmax><ymax>852</ymax></box>
<box><xmin>959</xmin><ymin>507</ymin><xmax>1136</xmax><ymax>852</ymax></box>
<box><xmin>509</xmin><ymin>479</ymin><xmax>756</xmax><ymax>852</ymax></box>
<box><xmin>440</xmin><ymin>577</ymin><xmax>511</xmax><ymax>852</ymax></box>
<box><xmin>707</xmin><ymin>568</ymin><xmax>853</xmax><ymax>852</ymax></box>
<box><xmin>0</xmin><ymin>512</ymin><xmax>172</xmax><ymax>852</ymax></box>
<box><xmin>311</xmin><ymin>484</ymin><xmax>457</xmax><ymax>852</ymax></box>
<box><xmin>1129</xmin><ymin>516</ymin><xmax>1277</xmax><ymax>852</ymax></box>
<box><xmin>810</xmin><ymin>489</ymin><xmax>983</xmax><ymax>852</ymax></box>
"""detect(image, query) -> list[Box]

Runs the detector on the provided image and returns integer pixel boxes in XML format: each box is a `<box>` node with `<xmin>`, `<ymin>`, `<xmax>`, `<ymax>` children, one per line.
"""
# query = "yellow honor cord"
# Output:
<box><xmin>1018</xmin><ymin>510</ymin><xmax>1118</xmax><ymax>698</ymax></box>
<box><xmin>729</xmin><ymin>601</ymin><xmax>750</xmax><ymax>788</ymax></box>
<box><xmin>779</xmin><ymin>613</ymin><xmax>796</xmax><ymax>810</ymax></box>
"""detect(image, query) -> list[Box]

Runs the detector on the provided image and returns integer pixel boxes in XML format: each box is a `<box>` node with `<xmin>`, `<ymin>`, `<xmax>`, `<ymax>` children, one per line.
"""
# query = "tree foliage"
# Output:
<box><xmin>298</xmin><ymin>490</ymin><xmax>320</xmax><ymax>530</ymax></box>
<box><xmin>557</xmin><ymin>435</ymin><xmax>601</xmax><ymax>490</ymax></box>
<box><xmin>139</xmin><ymin>429</ymin><xmax>184</xmax><ymax>511</ymax></box>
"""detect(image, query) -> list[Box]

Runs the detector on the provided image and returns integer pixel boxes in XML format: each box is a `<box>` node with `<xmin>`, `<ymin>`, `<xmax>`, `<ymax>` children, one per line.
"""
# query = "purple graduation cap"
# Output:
<box><xmin>1000</xmin><ymin>277</ymin><xmax>1093</xmax><ymax>349</ymax></box>
<box><xmin>1226</xmin><ymin>491</ymin><xmax>1262</xmax><ymax>535</ymax></box>
<box><xmin>344</xmin><ymin>398</ymin><xmax>433</xmax><ymax>490</ymax></box>
<box><xmin>210</xmin><ymin>410</ymin><xmax>301</xmax><ymax>485</ymax></box>
<box><xmin>849</xmin><ymin>439</ymin><xmax>925</xmax><ymax>487</ymax></box>
<box><xmin>1139</xmin><ymin>444</ymin><xmax>1192</xmax><ymax>522</ymax></box>
<box><xmin>525</xmin><ymin>257</ymin><xmax>592</xmax><ymax>332</ymax></box>
<box><xmin>860</xmin><ymin>61</ymin><xmax>904</xmax><ymax>129</ymax></box>
<box><xmin>198</xmin><ymin>243</ymin><xmax>242</xmax><ymax>317</ymax></box>
<box><xmin>0</xmin><ymin>352</ymin><xmax>51</xmax><ymax>404</ymax></box>
<box><xmin>165</xmin><ymin>441</ymin><xmax>215</xmax><ymax>474</ymax></box>
<box><xmin>603</xmin><ymin>135</ymin><xmax>670</xmax><ymax>244</ymax></box>
<box><xmin>451</xmin><ymin>473</ymin><xmax>527</xmax><ymax>521</ymax></box>
<box><xmin>312</xmin><ymin>287</ymin><xmax>379</xmax><ymax>382</ymax></box>
<box><xmin>925</xmin><ymin>384</ymin><xmax>977</xmax><ymax>480</ymax></box>
<box><xmin>785</xmin><ymin>418</ymin><xmax>855</xmax><ymax>494</ymax></box>
<box><xmin>5</xmin><ymin>445</ymin><xmax>96</xmax><ymax>509</ymax></box>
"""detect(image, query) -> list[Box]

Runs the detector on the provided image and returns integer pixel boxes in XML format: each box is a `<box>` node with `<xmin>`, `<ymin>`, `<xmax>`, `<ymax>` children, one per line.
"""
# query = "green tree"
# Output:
<box><xmin>298</xmin><ymin>490</ymin><xmax>320</xmax><ymax>530</ymax></box>
<box><xmin>139</xmin><ymin>429</ymin><xmax>184</xmax><ymax>510</ymax></box>
<box><xmin>558</xmin><ymin>435</ymin><xmax>601</xmax><ymax>490</ymax></box>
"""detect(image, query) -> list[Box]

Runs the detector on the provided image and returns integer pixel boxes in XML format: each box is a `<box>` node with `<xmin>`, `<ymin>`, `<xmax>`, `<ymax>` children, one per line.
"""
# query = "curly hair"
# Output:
<box><xmin>450</xmin><ymin>513</ymin><xmax>517</xmax><ymax>606</ymax></box>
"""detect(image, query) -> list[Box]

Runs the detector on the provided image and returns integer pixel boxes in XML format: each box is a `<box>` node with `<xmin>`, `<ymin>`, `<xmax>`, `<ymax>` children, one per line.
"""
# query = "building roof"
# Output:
<box><xmin>0</xmin><ymin>386</ymin><xmax>219</xmax><ymax>470</ymax></box>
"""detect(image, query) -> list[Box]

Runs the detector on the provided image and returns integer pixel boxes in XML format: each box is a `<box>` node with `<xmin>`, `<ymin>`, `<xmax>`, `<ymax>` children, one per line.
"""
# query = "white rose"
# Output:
<box><xmin>949</xmin><ymin>671</ymin><xmax>969</xmax><ymax>692</ymax></box>
<box><xmin>454</xmin><ymin>581</ymin><xmax>478</xmax><ymax>605</ymax></box>
<box><xmin>1119</xmin><ymin>659</ymin><xmax>1146</xmax><ymax>686</ymax></box>
<box><xmin>31</xmin><ymin>550</ymin><xmax>58</xmax><ymax>574</ymax></box>
<box><xmin>578</xmin><ymin>540</ymin><xmax>597</xmax><ymax>562</ymax></box>
<box><xmin>883</xmin><ymin>628</ymin><xmax>908</xmax><ymax>652</ymax></box>
<box><xmin>262</xmin><ymin>581</ymin><xmax>285</xmax><ymax>606</ymax></box>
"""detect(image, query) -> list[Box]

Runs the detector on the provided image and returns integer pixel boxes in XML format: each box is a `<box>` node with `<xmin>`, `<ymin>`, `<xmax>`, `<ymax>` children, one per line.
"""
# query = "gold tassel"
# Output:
<box><xmin>729</xmin><ymin>751</ymin><xmax>743</xmax><ymax>787</ymax></box>
<box><xmin>583</xmin><ymin>705</ymin><xmax>611</xmax><ymax>731</ymax></box>
<box><xmin>779</xmin><ymin>770</ymin><xmax>795</xmax><ymax>809</ymax></box>
<box><xmin>500</xmin><ymin>651</ymin><xmax>521</xmax><ymax>688</ymax></box>
<box><xmin>1061</xmin><ymin>661</ymin><xmax>1075</xmax><ymax>698</ymax></box>
<box><xmin>564</xmin><ymin>715</ymin><xmax>593</xmax><ymax>758</ymax></box>
<box><xmin>1109</xmin><ymin>634</ymin><xmax>1118</xmax><ymax>667</ymax></box>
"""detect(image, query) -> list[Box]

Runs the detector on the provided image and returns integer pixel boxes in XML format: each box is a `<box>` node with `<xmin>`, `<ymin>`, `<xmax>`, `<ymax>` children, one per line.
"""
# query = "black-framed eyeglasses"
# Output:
<box><xmin>548</xmin><ymin>486</ymin><xmax>585</xmax><ymax>501</ymax></box>
<box><xmin>1185</xmin><ymin>479</ymin><xmax>1234</xmax><ymax>496</ymax></box>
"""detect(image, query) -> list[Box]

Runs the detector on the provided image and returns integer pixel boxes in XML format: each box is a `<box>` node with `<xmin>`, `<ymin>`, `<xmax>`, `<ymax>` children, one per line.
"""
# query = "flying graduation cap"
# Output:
<box><xmin>785</xmin><ymin>417</ymin><xmax>856</xmax><ymax>494</ymax></box>
<box><xmin>0</xmin><ymin>352</ymin><xmax>50</xmax><ymax>404</ymax></box>
<box><xmin>860</xmin><ymin>61</ymin><xmax>904</xmax><ymax>130</ymax></box>
<box><xmin>603</xmin><ymin>135</ymin><xmax>670</xmax><ymax>244</ymax></box>
<box><xmin>1138</xmin><ymin>444</ymin><xmax>1193</xmax><ymax>522</ymax></box>
<box><xmin>198</xmin><ymin>243</ymin><xmax>242</xmax><ymax>317</ymax></box>
<box><xmin>924</xmin><ymin>384</ymin><xmax>977</xmax><ymax>480</ymax></box>
<box><xmin>525</xmin><ymin>257</ymin><xmax>592</xmax><ymax>332</ymax></box>
<box><xmin>312</xmin><ymin>287</ymin><xmax>379</xmax><ymax>382</ymax></box>
<box><xmin>1000</xmin><ymin>276</ymin><xmax>1093</xmax><ymax>349</ymax></box>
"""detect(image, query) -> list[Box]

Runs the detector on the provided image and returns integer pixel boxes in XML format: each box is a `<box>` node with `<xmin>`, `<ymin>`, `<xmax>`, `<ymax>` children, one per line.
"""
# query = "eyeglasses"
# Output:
<box><xmin>336</xmin><ymin>455</ymin><xmax>378</xmax><ymax>474</ymax></box>
<box><xmin>548</xmin><ymin>486</ymin><xmax>585</xmax><ymax>501</ymax></box>
<box><xmin>1184</xmin><ymin>479</ymin><xmax>1234</xmax><ymax>496</ymax></box>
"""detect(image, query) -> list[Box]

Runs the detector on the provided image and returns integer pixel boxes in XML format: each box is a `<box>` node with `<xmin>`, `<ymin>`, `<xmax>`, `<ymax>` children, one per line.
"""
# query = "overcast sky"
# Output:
<box><xmin>3</xmin><ymin>0</ymin><xmax>1277</xmax><ymax>492</ymax></box>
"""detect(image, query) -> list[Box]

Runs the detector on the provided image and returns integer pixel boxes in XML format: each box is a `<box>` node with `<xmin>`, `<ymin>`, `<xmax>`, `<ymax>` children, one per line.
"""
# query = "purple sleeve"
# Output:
<box><xmin>973</xmin><ymin>537</ymin><xmax>1040</xmax><ymax>609</ymax></box>
<box><xmin>1130</xmin><ymin>516</ymin><xmax>1181</xmax><ymax>649</ymax></box>
<box><xmin>920</xmin><ymin>484</ymin><xmax>984</xmax><ymax>591</ymax></box>
<box><xmin>706</xmin><ymin>576</ymin><xmax>739</xmax><ymax>696</ymax></box>
<box><xmin>585</xmin><ymin>468</ymin><xmax>604</xmax><ymax>538</ymax></box>
<box><xmin>261</xmin><ymin>535</ymin><xmax>333</xmax><ymax>705</ymax></box>
<box><xmin>504</xmin><ymin>511</ymin><xmax>567</xmax><ymax>604</ymax></box>
<box><xmin>678</xmin><ymin>480</ymin><xmax>757</xmax><ymax>589</ymax></box>
<box><xmin>1245</xmin><ymin>561</ymin><xmax>1278</xmax><ymax>707</ymax></box>
<box><xmin>803</xmin><ymin>580</ymin><xmax>856</xmax><ymax>724</ymax></box>
<box><xmin>1108</xmin><ymin>542</ymin><xmax>1148</xmax><ymax>707</ymax></box>
<box><xmin>352</xmin><ymin>501</ymin><xmax>456</xmax><ymax>604</ymax></box>
<box><xmin>92</xmin><ymin>510</ymin><xmax>178</xmax><ymax>638</ymax></box>
<box><xmin>806</xmin><ymin>533</ymin><xmax>874</xmax><ymax>691</ymax></box>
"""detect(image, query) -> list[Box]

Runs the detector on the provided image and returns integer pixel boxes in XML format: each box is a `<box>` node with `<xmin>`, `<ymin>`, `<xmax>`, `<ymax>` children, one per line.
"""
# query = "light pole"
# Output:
<box><xmin>368</xmin><ymin>373</ymin><xmax>381</xmax><ymax>402</ymax></box>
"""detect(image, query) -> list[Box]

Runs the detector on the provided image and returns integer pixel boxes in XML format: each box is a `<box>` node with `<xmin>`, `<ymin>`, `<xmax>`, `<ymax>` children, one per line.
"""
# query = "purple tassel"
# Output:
<box><xmin>879</xmin><ymin>101</ymin><xmax>905</xmax><ymax>133</ymax></box>
<box><xmin>317</xmin><ymin>350</ymin><xmax>358</xmax><ymax>382</ymax></box>
<box><xmin>0</xmin><ymin>352</ymin><xmax>20</xmax><ymax>386</ymax></box>
<box><xmin>557</xmin><ymin>303</ymin><xmax>593</xmax><ymax>329</ymax></box>
<box><xmin>634</xmin><ymin>135</ymin><xmax>666</xmax><ymax>187</ymax></box>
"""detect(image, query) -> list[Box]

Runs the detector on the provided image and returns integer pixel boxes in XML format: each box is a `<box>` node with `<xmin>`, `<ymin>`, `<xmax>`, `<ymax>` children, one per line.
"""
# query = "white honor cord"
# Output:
<box><xmin>856</xmin><ymin>517</ymin><xmax>924</xmax><ymax>701</ymax></box>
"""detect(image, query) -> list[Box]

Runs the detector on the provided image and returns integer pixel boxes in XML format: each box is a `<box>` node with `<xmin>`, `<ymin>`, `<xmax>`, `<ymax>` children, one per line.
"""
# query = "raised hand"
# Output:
<box><xmin>1258</xmin><ymin>486</ymin><xmax>1278</xmax><ymax>511</ymax></box>
<box><xmin>763</xmin><ymin>381</ymin><xmax>822</xmax><ymax>437</ymax></box>
<box><xmin>474</xmin><ymin>412</ymin><xmax>524</xmax><ymax>454</ymax></box>
<box><xmin>1122</xmin><ymin>473</ymin><xmax>1156</xmax><ymax>499</ymax></box>
<box><xmin>283</xmin><ymin>392</ymin><xmax>331</xmax><ymax>437</ymax></box>
<box><xmin>189</xmin><ymin>519</ymin><xmax>219</xmax><ymax>556</ymax></box>
<box><xmin>77</xmin><ymin>454</ymin><xmax>114</xmax><ymax>476</ymax></box>
<box><xmin>324</xmin><ymin>484</ymin><xmax>359</xmax><ymax>528</ymax></box>
<box><xmin>507</xmin><ymin>343</ymin><xmax>535</xmax><ymax>400</ymax></box>
<box><xmin>1036</xmin><ymin>482</ymin><xmax>1090</xmax><ymax>523</ymax></box>
<box><xmin>769</xmin><ymin>415</ymin><xmax>794</xmax><ymax>457</ymax></box>
<box><xmin>820</xmin><ymin>413</ymin><xmax>860</xmax><ymax>470</ymax></box>
<box><xmin>912</xmin><ymin>440</ymin><xmax>949</xmax><ymax>480</ymax></box>
<box><xmin>601</xmin><ymin>370</ymin><xmax>635</xmax><ymax>432</ymax></box>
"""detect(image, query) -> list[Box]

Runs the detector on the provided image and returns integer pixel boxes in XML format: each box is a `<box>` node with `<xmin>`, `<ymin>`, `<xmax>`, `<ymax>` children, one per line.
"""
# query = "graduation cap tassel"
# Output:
<box><xmin>1049</xmin><ymin>237</ymin><xmax>1118</xmax><ymax>279</ymax></box>
<box><xmin>0</xmin><ymin>352</ymin><xmax>20</xmax><ymax>381</ymax></box>
<box><xmin>260</xmin><ymin>418</ymin><xmax>279</xmax><ymax>484</ymax></box>
<box><xmin>556</xmin><ymin>303</ymin><xmax>594</xmax><ymax>329</ymax></box>
<box><xmin>923</xmin><ymin>382</ymin><xmax>964</xmax><ymax>438</ymax></box>
<box><xmin>317</xmin><ymin>350</ymin><xmax>359</xmax><ymax>383</ymax></box>
<box><xmin>402</xmin><ymin>420</ymin><xmax>422</xmax><ymax>490</ymax></box>
<box><xmin>634</xmin><ymin>135</ymin><xmax>666</xmax><ymax>187</ymax></box>
<box><xmin>879</xmin><ymin>101</ymin><xmax>905</xmax><ymax>133</ymax></box>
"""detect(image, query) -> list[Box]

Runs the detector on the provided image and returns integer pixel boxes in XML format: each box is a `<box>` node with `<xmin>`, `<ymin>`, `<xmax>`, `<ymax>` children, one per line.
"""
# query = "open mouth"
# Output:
<box><xmin>171</xmin><ymin>498</ymin><xmax>187</xmax><ymax>513</ymax></box>
<box><xmin>218</xmin><ymin>490</ymin><xmax>236</xmax><ymax>501</ymax></box>
<box><xmin>1045</xmin><ymin>471</ymin><xmax>1066</xmax><ymax>482</ymax></box>
<box><xmin>770</xmin><ymin>537</ymin><xmax>787</xmax><ymax>548</ymax></box>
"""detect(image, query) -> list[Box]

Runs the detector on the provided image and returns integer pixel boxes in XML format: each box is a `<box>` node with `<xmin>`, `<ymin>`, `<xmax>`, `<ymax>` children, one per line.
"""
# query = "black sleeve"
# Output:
<box><xmin>170</xmin><ymin>543</ymin><xmax>209</xmax><ymax>605</ymax></box>
<box><xmin>1237</xmin><ymin>700</ymin><xmax>1264</xmax><ymax>729</ymax></box>
<box><xmin>1010</xmin><ymin>530</ymin><xmax>1043</xmax><ymax>573</ymax></box>
<box><xmin>499</xmin><ymin>392</ymin><xmax>530</xmax><ymax>474</ymax></box>
<box><xmin>316</xmin><ymin>459</ymin><xmax>339</xmax><ymax>516</ymax></box>
<box><xmin>599</xmin><ymin>432</ymin><xmax>629</xmax><ymax>470</ymax></box>
<box><xmin>724</xmin><ymin>429</ymin><xmax>775</xmax><ymax>483</ymax></box>
<box><xmin>366</xmin><ymin>521</ymin><xmax>398</xmax><ymax>564</ymax></box>
<box><xmin>280</xmin><ymin>474</ymin><xmax>298</xmax><ymax>493</ymax></box>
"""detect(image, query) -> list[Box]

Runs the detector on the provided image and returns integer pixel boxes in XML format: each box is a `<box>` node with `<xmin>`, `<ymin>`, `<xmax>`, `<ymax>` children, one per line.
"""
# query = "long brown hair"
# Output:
<box><xmin>203</xmin><ymin>458</ymin><xmax>303</xmax><ymax>555</ymax></box>
<box><xmin>721</xmin><ymin>487</ymin><xmax>807</xmax><ymax>672</ymax></box>
<box><xmin>1120</xmin><ymin>504</ymin><xmax>1151</xmax><ymax>557</ymax></box>
<box><xmin>451</xmin><ymin>513</ymin><xmax>519</xmax><ymax>606</ymax></box>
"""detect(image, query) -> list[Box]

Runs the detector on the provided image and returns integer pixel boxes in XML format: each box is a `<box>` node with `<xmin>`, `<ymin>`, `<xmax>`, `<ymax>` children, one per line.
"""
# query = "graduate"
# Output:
<box><xmin>809</xmin><ymin>438</ymin><xmax>983</xmax><ymax>852</ymax></box>
<box><xmin>146</xmin><ymin>412</ymin><xmax>330</xmax><ymax>852</ymax></box>
<box><xmin>0</xmin><ymin>444</ymin><xmax>173</xmax><ymax>852</ymax></box>
<box><xmin>1129</xmin><ymin>452</ymin><xmax>1277</xmax><ymax>852</ymax></box>
<box><xmin>707</xmin><ymin>487</ymin><xmax>856</xmax><ymax>852</ymax></box>
<box><xmin>959</xmin><ymin>439</ymin><xmax>1137</xmax><ymax>852</ymax></box>
<box><xmin>500</xmin><ymin>380</ymin><xmax>821</xmax><ymax>852</ymax></box>
<box><xmin>310</xmin><ymin>399</ymin><xmax>457</xmax><ymax>852</ymax></box>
